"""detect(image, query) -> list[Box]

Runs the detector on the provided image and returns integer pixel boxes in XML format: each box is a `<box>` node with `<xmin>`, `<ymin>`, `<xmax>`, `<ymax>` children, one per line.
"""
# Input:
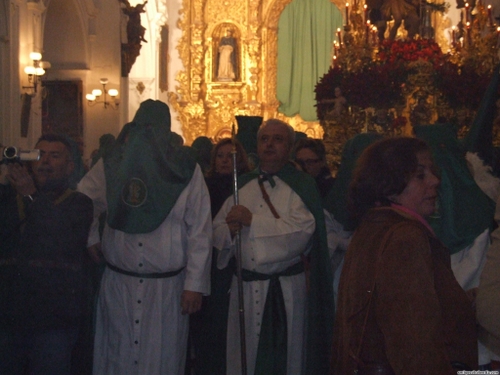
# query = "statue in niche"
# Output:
<box><xmin>119</xmin><ymin>0</ymin><xmax>148</xmax><ymax>77</ymax></box>
<box><xmin>366</xmin><ymin>0</ymin><xmax>420</xmax><ymax>40</ymax></box>
<box><xmin>410</xmin><ymin>96</ymin><xmax>433</xmax><ymax>126</ymax></box>
<box><xmin>216</xmin><ymin>28</ymin><xmax>238</xmax><ymax>82</ymax></box>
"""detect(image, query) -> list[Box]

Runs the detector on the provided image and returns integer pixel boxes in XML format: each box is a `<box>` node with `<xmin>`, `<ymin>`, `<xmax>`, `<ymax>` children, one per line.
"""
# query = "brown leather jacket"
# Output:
<box><xmin>331</xmin><ymin>208</ymin><xmax>477</xmax><ymax>375</ymax></box>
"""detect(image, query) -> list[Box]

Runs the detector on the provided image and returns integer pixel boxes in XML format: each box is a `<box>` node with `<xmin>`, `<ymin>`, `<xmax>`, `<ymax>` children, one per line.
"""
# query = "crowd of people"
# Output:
<box><xmin>1</xmin><ymin>99</ymin><xmax>500</xmax><ymax>375</ymax></box>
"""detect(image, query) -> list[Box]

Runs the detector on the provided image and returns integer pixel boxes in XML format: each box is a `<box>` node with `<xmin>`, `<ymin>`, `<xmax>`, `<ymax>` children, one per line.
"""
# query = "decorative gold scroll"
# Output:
<box><xmin>169</xmin><ymin>0</ymin><xmax>448</xmax><ymax>145</ymax></box>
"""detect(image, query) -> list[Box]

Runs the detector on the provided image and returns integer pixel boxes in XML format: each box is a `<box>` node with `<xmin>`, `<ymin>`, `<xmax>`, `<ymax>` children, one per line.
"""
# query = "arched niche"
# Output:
<box><xmin>212</xmin><ymin>23</ymin><xmax>241</xmax><ymax>83</ymax></box>
<box><xmin>43</xmin><ymin>0</ymin><xmax>88</xmax><ymax>69</ymax></box>
<box><xmin>170</xmin><ymin>0</ymin><xmax>346</xmax><ymax>143</ymax></box>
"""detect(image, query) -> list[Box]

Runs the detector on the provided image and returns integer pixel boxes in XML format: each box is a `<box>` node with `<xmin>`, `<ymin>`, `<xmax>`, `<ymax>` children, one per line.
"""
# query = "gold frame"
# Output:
<box><xmin>168</xmin><ymin>0</ymin><xmax>447</xmax><ymax>145</ymax></box>
<box><xmin>168</xmin><ymin>0</ymin><xmax>348</xmax><ymax>144</ymax></box>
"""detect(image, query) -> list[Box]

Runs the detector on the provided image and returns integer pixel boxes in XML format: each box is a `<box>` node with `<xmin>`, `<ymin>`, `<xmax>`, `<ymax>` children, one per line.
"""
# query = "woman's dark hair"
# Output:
<box><xmin>206</xmin><ymin>138</ymin><xmax>250</xmax><ymax>177</ymax></box>
<box><xmin>293</xmin><ymin>138</ymin><xmax>327</xmax><ymax>161</ymax></box>
<box><xmin>348</xmin><ymin>137</ymin><xmax>431</xmax><ymax>221</ymax></box>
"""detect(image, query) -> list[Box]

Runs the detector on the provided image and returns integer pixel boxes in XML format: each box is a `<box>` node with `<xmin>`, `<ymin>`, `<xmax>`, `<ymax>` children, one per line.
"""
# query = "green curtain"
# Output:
<box><xmin>277</xmin><ymin>0</ymin><xmax>343</xmax><ymax>121</ymax></box>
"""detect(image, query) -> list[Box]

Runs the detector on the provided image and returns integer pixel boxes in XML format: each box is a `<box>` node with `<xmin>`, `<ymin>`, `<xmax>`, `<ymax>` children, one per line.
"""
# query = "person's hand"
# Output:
<box><xmin>6</xmin><ymin>163</ymin><xmax>36</xmax><ymax>196</ymax></box>
<box><xmin>88</xmin><ymin>243</ymin><xmax>104</xmax><ymax>264</ymax></box>
<box><xmin>181</xmin><ymin>290</ymin><xmax>202</xmax><ymax>315</ymax></box>
<box><xmin>225</xmin><ymin>205</ymin><xmax>252</xmax><ymax>237</ymax></box>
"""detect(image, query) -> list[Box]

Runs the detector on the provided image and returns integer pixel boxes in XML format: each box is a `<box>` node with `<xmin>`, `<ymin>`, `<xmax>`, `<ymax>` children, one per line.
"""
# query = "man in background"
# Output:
<box><xmin>0</xmin><ymin>134</ymin><xmax>93</xmax><ymax>375</ymax></box>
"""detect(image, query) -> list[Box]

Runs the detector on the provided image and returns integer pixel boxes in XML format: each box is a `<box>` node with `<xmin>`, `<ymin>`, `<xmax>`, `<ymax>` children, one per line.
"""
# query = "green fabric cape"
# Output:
<box><xmin>239</xmin><ymin>163</ymin><xmax>335</xmax><ymax>374</ymax></box>
<box><xmin>235</xmin><ymin>115</ymin><xmax>262</xmax><ymax>155</ymax></box>
<box><xmin>323</xmin><ymin>132</ymin><xmax>384</xmax><ymax>230</ymax></box>
<box><xmin>414</xmin><ymin>124</ymin><xmax>495</xmax><ymax>254</ymax></box>
<box><xmin>463</xmin><ymin>64</ymin><xmax>500</xmax><ymax>169</ymax></box>
<box><xmin>103</xmin><ymin>100</ymin><xmax>196</xmax><ymax>234</ymax></box>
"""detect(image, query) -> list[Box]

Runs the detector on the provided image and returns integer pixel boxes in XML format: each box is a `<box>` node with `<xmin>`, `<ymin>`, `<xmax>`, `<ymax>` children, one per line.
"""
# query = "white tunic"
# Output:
<box><xmin>78</xmin><ymin>159</ymin><xmax>212</xmax><ymax>375</ymax></box>
<box><xmin>213</xmin><ymin>176</ymin><xmax>315</xmax><ymax>375</ymax></box>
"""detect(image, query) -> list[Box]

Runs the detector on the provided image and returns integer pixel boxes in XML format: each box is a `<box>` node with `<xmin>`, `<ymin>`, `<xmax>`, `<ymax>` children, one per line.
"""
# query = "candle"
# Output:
<box><xmin>337</xmin><ymin>28</ymin><xmax>342</xmax><ymax>45</ymax></box>
<box><xmin>497</xmin><ymin>26</ymin><xmax>500</xmax><ymax>47</ymax></box>
<box><xmin>365</xmin><ymin>20</ymin><xmax>370</xmax><ymax>44</ymax></box>
<box><xmin>465</xmin><ymin>3</ymin><xmax>470</xmax><ymax>23</ymax></box>
<box><xmin>451</xmin><ymin>26</ymin><xmax>456</xmax><ymax>46</ymax></box>
<box><xmin>466</xmin><ymin>21</ymin><xmax>471</xmax><ymax>46</ymax></box>
<box><xmin>364</xmin><ymin>4</ymin><xmax>368</xmax><ymax>24</ymax></box>
<box><xmin>345</xmin><ymin>3</ymin><xmax>349</xmax><ymax>26</ymax></box>
<box><xmin>488</xmin><ymin>5</ymin><xmax>494</xmax><ymax>27</ymax></box>
<box><xmin>372</xmin><ymin>26</ymin><xmax>377</xmax><ymax>44</ymax></box>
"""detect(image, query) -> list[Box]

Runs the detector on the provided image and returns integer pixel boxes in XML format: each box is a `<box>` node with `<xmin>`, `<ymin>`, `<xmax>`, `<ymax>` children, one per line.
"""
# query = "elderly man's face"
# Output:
<box><xmin>32</xmin><ymin>141</ymin><xmax>74</xmax><ymax>188</ymax></box>
<box><xmin>257</xmin><ymin>122</ymin><xmax>291</xmax><ymax>173</ymax></box>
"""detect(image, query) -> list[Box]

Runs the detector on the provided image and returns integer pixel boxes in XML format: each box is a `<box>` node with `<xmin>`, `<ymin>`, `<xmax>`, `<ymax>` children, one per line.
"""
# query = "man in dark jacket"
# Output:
<box><xmin>0</xmin><ymin>134</ymin><xmax>93</xmax><ymax>375</ymax></box>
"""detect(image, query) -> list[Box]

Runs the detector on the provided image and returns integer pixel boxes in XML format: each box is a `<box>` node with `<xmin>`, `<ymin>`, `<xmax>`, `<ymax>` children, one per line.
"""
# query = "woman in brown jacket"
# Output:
<box><xmin>331</xmin><ymin>137</ymin><xmax>477</xmax><ymax>375</ymax></box>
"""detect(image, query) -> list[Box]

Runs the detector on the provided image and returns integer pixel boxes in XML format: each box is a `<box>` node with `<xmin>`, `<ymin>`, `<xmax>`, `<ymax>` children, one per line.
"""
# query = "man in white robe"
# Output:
<box><xmin>78</xmin><ymin>100</ymin><xmax>212</xmax><ymax>375</ymax></box>
<box><xmin>213</xmin><ymin>119</ymin><xmax>334</xmax><ymax>375</ymax></box>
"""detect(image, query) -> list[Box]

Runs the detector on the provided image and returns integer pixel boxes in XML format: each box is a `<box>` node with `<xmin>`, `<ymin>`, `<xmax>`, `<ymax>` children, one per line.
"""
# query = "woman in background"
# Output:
<box><xmin>332</xmin><ymin>137</ymin><xmax>477</xmax><ymax>375</ymax></box>
<box><xmin>192</xmin><ymin>137</ymin><xmax>250</xmax><ymax>375</ymax></box>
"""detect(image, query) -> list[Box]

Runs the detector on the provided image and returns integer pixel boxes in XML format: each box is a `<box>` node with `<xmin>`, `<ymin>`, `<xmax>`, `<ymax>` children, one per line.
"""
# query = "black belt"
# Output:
<box><xmin>240</xmin><ymin>261</ymin><xmax>305</xmax><ymax>375</ymax></box>
<box><xmin>240</xmin><ymin>261</ymin><xmax>305</xmax><ymax>281</ymax></box>
<box><xmin>106</xmin><ymin>262</ymin><xmax>185</xmax><ymax>279</ymax></box>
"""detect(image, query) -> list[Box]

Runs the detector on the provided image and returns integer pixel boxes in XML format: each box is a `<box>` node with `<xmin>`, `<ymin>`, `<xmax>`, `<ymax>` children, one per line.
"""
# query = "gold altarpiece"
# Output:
<box><xmin>167</xmin><ymin>0</ymin><xmax>454</xmax><ymax>147</ymax></box>
<box><xmin>167</xmin><ymin>0</ymin><xmax>352</xmax><ymax>144</ymax></box>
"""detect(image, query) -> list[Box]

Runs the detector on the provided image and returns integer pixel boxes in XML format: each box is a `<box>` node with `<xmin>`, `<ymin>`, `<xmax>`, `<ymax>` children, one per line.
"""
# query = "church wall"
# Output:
<box><xmin>80</xmin><ymin>0</ymin><xmax>123</xmax><ymax>160</ymax></box>
<box><xmin>127</xmin><ymin>0</ymin><xmax>185</xmax><ymax>140</ymax></box>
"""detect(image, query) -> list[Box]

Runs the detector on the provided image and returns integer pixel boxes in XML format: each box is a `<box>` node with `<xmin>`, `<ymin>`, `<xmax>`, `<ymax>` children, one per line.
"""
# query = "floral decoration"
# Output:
<box><xmin>378</xmin><ymin>39</ymin><xmax>446</xmax><ymax>68</ymax></box>
<box><xmin>435</xmin><ymin>61</ymin><xmax>491</xmax><ymax>110</ymax></box>
<box><xmin>315</xmin><ymin>38</ymin><xmax>494</xmax><ymax>120</ymax></box>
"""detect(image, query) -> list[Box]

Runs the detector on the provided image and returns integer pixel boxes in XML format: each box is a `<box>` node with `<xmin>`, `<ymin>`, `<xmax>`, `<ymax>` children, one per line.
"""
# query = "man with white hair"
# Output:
<box><xmin>213</xmin><ymin>118</ymin><xmax>334</xmax><ymax>374</ymax></box>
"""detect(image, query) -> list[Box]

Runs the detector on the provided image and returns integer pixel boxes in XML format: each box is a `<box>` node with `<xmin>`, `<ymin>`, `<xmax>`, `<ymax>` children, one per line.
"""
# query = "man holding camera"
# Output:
<box><xmin>0</xmin><ymin>134</ymin><xmax>93</xmax><ymax>375</ymax></box>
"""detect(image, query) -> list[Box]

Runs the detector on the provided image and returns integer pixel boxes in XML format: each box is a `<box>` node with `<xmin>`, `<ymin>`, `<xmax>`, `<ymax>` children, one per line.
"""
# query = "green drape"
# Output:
<box><xmin>277</xmin><ymin>0</ymin><xmax>343</xmax><ymax>121</ymax></box>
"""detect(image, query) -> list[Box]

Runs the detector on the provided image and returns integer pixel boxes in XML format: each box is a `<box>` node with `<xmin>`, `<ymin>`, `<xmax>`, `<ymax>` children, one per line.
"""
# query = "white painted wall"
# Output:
<box><xmin>127</xmin><ymin>0</ymin><xmax>185</xmax><ymax>139</ymax></box>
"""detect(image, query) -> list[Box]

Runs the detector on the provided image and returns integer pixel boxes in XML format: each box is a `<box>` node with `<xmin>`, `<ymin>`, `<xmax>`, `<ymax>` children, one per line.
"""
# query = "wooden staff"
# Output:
<box><xmin>231</xmin><ymin>124</ymin><xmax>247</xmax><ymax>375</ymax></box>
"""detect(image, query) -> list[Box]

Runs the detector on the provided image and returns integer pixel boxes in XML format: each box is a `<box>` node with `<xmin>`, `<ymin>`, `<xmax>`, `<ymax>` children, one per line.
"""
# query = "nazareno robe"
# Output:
<box><xmin>213</xmin><ymin>164</ymin><xmax>334</xmax><ymax>374</ymax></box>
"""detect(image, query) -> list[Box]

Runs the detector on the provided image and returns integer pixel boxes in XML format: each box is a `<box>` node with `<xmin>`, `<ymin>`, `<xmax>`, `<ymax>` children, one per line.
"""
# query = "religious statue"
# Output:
<box><xmin>366</xmin><ymin>0</ymin><xmax>420</xmax><ymax>40</ymax></box>
<box><xmin>370</xmin><ymin>108</ymin><xmax>394</xmax><ymax>132</ymax></box>
<box><xmin>119</xmin><ymin>0</ymin><xmax>148</xmax><ymax>77</ymax></box>
<box><xmin>216</xmin><ymin>28</ymin><xmax>238</xmax><ymax>82</ymax></box>
<box><xmin>410</xmin><ymin>97</ymin><xmax>433</xmax><ymax>126</ymax></box>
<box><xmin>332</xmin><ymin>87</ymin><xmax>347</xmax><ymax>117</ymax></box>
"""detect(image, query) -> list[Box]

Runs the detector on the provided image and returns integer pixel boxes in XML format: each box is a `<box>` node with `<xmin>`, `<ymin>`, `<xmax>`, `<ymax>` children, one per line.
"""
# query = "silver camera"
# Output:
<box><xmin>1</xmin><ymin>146</ymin><xmax>40</xmax><ymax>164</ymax></box>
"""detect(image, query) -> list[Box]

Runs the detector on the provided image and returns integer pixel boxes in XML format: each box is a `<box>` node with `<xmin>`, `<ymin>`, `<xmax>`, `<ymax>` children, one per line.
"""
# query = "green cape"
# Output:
<box><xmin>239</xmin><ymin>163</ymin><xmax>335</xmax><ymax>374</ymax></box>
<box><xmin>103</xmin><ymin>100</ymin><xmax>196</xmax><ymax>234</ymax></box>
<box><xmin>463</xmin><ymin>64</ymin><xmax>500</xmax><ymax>169</ymax></box>
<box><xmin>323</xmin><ymin>132</ymin><xmax>384</xmax><ymax>230</ymax></box>
<box><xmin>414</xmin><ymin>123</ymin><xmax>495</xmax><ymax>254</ymax></box>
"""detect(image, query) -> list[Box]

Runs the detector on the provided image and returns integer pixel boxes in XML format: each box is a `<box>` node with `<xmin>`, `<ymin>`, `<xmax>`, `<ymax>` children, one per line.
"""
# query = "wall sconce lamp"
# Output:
<box><xmin>86</xmin><ymin>78</ymin><xmax>119</xmax><ymax>109</ymax></box>
<box><xmin>23</xmin><ymin>52</ymin><xmax>50</xmax><ymax>95</ymax></box>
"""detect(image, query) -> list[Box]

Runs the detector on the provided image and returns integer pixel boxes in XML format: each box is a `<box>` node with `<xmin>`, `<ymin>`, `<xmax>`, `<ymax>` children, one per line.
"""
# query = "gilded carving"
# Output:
<box><xmin>205</xmin><ymin>0</ymin><xmax>246</xmax><ymax>26</ymax></box>
<box><xmin>170</xmin><ymin>0</ymin><xmax>329</xmax><ymax>144</ymax></box>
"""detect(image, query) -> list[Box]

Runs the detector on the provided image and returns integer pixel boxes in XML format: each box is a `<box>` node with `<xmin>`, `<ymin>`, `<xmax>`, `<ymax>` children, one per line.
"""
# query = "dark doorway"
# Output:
<box><xmin>42</xmin><ymin>80</ymin><xmax>83</xmax><ymax>144</ymax></box>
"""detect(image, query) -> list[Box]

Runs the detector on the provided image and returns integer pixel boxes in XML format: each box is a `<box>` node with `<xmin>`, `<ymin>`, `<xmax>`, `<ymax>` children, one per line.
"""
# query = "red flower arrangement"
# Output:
<box><xmin>435</xmin><ymin>61</ymin><xmax>491</xmax><ymax>110</ymax></box>
<box><xmin>315</xmin><ymin>38</ymin><xmax>492</xmax><ymax>120</ymax></box>
<box><xmin>378</xmin><ymin>39</ymin><xmax>446</xmax><ymax>68</ymax></box>
<box><xmin>315</xmin><ymin>54</ymin><xmax>408</xmax><ymax>118</ymax></box>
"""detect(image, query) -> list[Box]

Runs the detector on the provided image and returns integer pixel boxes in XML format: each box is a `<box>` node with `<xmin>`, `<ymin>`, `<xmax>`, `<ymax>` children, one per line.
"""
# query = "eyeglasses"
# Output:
<box><xmin>295</xmin><ymin>158</ymin><xmax>321</xmax><ymax>166</ymax></box>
